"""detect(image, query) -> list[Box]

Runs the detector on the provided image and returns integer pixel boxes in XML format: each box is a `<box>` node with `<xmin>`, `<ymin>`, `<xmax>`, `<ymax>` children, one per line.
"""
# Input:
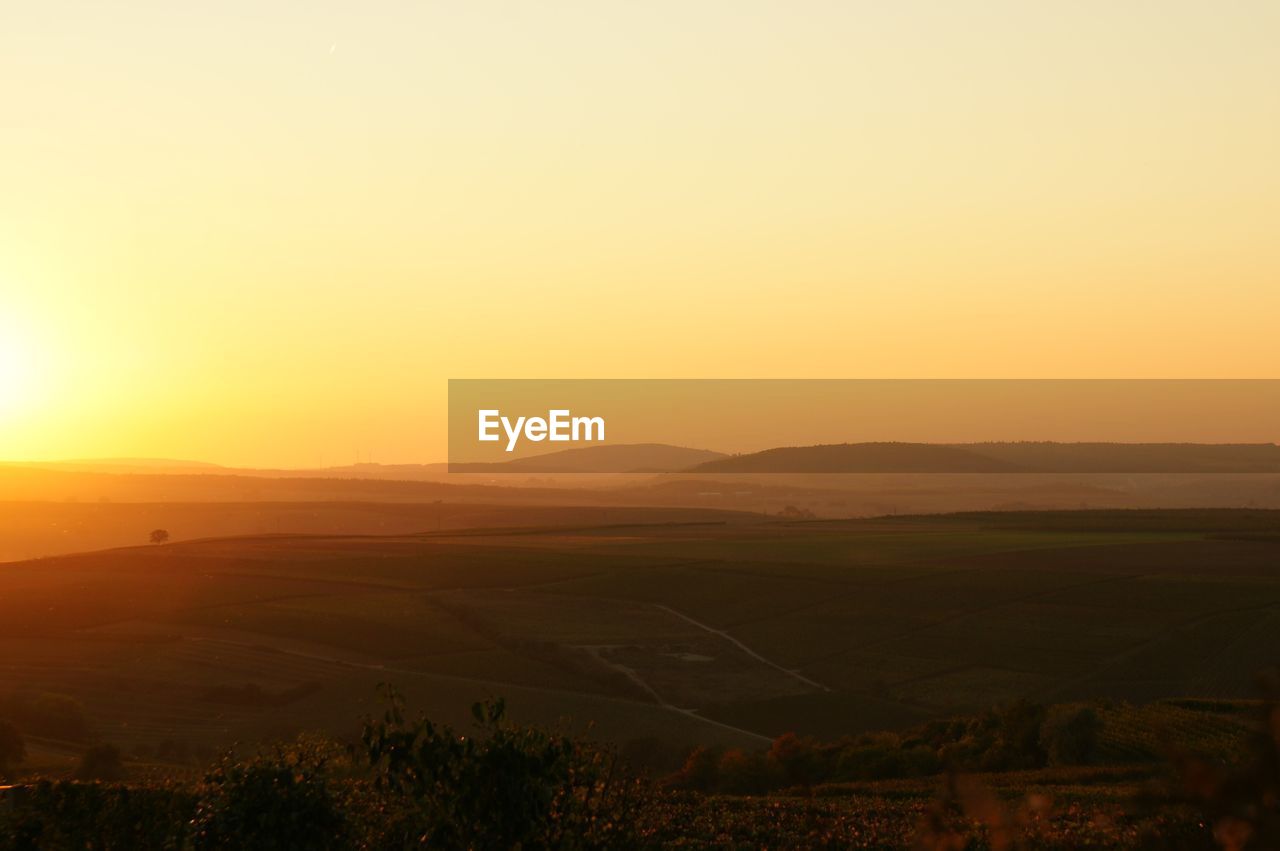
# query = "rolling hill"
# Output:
<box><xmin>691</xmin><ymin>443</ymin><xmax>1023</xmax><ymax>473</ymax></box>
<box><xmin>448</xmin><ymin>443</ymin><xmax>726</xmax><ymax>473</ymax></box>
<box><xmin>691</xmin><ymin>442</ymin><xmax>1280</xmax><ymax>474</ymax></box>
<box><xmin>3</xmin><ymin>508</ymin><xmax>1279</xmax><ymax>760</ymax></box>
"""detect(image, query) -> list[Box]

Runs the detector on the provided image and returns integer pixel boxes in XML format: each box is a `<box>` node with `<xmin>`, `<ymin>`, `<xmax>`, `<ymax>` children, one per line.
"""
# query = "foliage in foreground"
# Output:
<box><xmin>190</xmin><ymin>737</ymin><xmax>350</xmax><ymax>850</ymax></box>
<box><xmin>1</xmin><ymin>684</ymin><xmax>1278</xmax><ymax>850</ymax></box>
<box><xmin>669</xmin><ymin>700</ymin><xmax>1108</xmax><ymax>795</ymax></box>
<box><xmin>363</xmin><ymin>688</ymin><xmax>642</xmax><ymax>849</ymax></box>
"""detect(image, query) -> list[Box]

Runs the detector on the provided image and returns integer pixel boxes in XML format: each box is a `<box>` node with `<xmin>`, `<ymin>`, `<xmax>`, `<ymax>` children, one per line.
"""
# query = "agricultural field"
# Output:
<box><xmin>0</xmin><ymin>507</ymin><xmax>1278</xmax><ymax>772</ymax></box>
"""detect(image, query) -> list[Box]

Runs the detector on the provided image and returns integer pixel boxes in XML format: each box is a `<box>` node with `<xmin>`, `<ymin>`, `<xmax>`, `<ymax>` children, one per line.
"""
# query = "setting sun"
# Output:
<box><xmin>0</xmin><ymin>319</ymin><xmax>39</xmax><ymax>416</ymax></box>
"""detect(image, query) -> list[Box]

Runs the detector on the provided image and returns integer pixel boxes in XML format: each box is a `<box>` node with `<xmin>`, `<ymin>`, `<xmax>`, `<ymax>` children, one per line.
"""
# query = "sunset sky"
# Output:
<box><xmin>2</xmin><ymin>2</ymin><xmax>1278</xmax><ymax>467</ymax></box>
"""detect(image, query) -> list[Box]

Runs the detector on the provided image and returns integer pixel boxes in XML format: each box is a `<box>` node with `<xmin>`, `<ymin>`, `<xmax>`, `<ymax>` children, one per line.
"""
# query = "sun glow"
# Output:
<box><xmin>0</xmin><ymin>320</ymin><xmax>39</xmax><ymax>416</ymax></box>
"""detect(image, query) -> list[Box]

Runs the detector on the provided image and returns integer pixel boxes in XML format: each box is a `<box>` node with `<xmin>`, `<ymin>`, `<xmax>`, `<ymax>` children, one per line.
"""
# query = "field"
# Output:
<box><xmin>6</xmin><ymin>462</ymin><xmax>1280</xmax><ymax>563</ymax></box>
<box><xmin>2</xmin><ymin>506</ymin><xmax>1279</xmax><ymax>777</ymax></box>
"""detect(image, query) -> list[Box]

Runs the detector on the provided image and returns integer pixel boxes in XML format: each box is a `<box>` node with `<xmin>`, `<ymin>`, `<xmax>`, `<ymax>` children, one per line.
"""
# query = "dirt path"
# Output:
<box><xmin>653</xmin><ymin>605</ymin><xmax>831</xmax><ymax>692</ymax></box>
<box><xmin>186</xmin><ymin>635</ymin><xmax>773</xmax><ymax>746</ymax></box>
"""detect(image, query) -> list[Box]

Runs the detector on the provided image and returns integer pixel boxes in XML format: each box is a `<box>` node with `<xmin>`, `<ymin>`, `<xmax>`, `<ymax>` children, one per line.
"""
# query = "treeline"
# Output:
<box><xmin>2</xmin><ymin>691</ymin><xmax>1278</xmax><ymax>849</ymax></box>
<box><xmin>0</xmin><ymin>692</ymin><xmax>90</xmax><ymax>743</ymax></box>
<box><xmin>669</xmin><ymin>701</ymin><xmax>1104</xmax><ymax>794</ymax></box>
<box><xmin>1</xmin><ymin>690</ymin><xmax>642</xmax><ymax>851</ymax></box>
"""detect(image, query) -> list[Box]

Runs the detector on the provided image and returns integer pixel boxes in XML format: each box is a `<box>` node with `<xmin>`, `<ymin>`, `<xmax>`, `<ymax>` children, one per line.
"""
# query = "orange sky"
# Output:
<box><xmin>2</xmin><ymin>2</ymin><xmax>1278</xmax><ymax>467</ymax></box>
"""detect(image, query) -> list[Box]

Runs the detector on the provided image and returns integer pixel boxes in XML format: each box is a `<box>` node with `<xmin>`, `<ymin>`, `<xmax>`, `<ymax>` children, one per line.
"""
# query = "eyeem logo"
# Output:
<box><xmin>478</xmin><ymin>409</ymin><xmax>605</xmax><ymax>452</ymax></box>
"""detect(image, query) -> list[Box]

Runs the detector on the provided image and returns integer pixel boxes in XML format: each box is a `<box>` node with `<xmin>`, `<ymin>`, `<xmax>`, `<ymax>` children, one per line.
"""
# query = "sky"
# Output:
<box><xmin>2</xmin><ymin>1</ymin><xmax>1278</xmax><ymax>467</ymax></box>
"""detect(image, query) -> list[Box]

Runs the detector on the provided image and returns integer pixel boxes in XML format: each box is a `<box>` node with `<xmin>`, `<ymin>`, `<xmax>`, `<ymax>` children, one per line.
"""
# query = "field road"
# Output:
<box><xmin>186</xmin><ymin>634</ymin><xmax>773</xmax><ymax>746</ymax></box>
<box><xmin>653</xmin><ymin>604</ymin><xmax>832</xmax><ymax>693</ymax></box>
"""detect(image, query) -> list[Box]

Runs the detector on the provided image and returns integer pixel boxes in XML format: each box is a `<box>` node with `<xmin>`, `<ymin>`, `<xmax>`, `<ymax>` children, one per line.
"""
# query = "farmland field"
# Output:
<box><xmin>2</xmin><ymin>506</ymin><xmax>1278</xmax><ymax>769</ymax></box>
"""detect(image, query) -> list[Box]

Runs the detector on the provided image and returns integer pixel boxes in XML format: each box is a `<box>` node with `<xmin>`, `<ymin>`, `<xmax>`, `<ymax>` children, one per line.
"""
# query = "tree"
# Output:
<box><xmin>0</xmin><ymin>719</ymin><xmax>25</xmax><ymax>777</ymax></box>
<box><xmin>363</xmin><ymin>688</ymin><xmax>639</xmax><ymax>848</ymax></box>
<box><xmin>716</xmin><ymin>748</ymin><xmax>774</xmax><ymax>794</ymax></box>
<box><xmin>0</xmin><ymin>691</ymin><xmax>89</xmax><ymax>742</ymax></box>
<box><xmin>667</xmin><ymin>745</ymin><xmax>720</xmax><ymax>791</ymax></box>
<box><xmin>1040</xmin><ymin>705</ymin><xmax>1102</xmax><ymax>766</ymax></box>
<box><xmin>75</xmin><ymin>743</ymin><xmax>124</xmax><ymax>781</ymax></box>
<box><xmin>149</xmin><ymin>529</ymin><xmax>170</xmax><ymax>544</ymax></box>
<box><xmin>980</xmin><ymin>699</ymin><xmax>1048</xmax><ymax>771</ymax></box>
<box><xmin>768</xmin><ymin>732</ymin><xmax>822</xmax><ymax>787</ymax></box>
<box><xmin>192</xmin><ymin>738</ymin><xmax>348</xmax><ymax>851</ymax></box>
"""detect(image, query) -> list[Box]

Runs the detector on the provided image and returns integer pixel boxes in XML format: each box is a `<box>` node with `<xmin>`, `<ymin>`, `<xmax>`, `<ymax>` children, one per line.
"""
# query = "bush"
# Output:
<box><xmin>1041</xmin><ymin>705</ymin><xmax>1102</xmax><ymax>766</ymax></box>
<box><xmin>0</xmin><ymin>721</ymin><xmax>24</xmax><ymax>778</ymax></box>
<box><xmin>0</xmin><ymin>781</ymin><xmax>195</xmax><ymax>850</ymax></box>
<box><xmin>715</xmin><ymin>749</ymin><xmax>775</xmax><ymax>795</ymax></box>
<box><xmin>190</xmin><ymin>738</ymin><xmax>348</xmax><ymax>851</ymax></box>
<box><xmin>768</xmin><ymin>732</ymin><xmax>823</xmax><ymax>788</ymax></box>
<box><xmin>0</xmin><ymin>692</ymin><xmax>89</xmax><ymax>743</ymax></box>
<box><xmin>363</xmin><ymin>688</ymin><xmax>641</xmax><ymax>849</ymax></box>
<box><xmin>667</xmin><ymin>745</ymin><xmax>721</xmax><ymax>791</ymax></box>
<box><xmin>980</xmin><ymin>699</ymin><xmax>1048</xmax><ymax>771</ymax></box>
<box><xmin>74</xmin><ymin>744</ymin><xmax>124</xmax><ymax>782</ymax></box>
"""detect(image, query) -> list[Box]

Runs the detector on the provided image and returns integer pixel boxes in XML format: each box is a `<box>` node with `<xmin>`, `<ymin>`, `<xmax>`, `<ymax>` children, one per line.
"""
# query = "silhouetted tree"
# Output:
<box><xmin>0</xmin><ymin>719</ymin><xmax>25</xmax><ymax>777</ymax></box>
<box><xmin>0</xmin><ymin>691</ymin><xmax>89</xmax><ymax>741</ymax></box>
<box><xmin>716</xmin><ymin>748</ymin><xmax>775</xmax><ymax>794</ymax></box>
<box><xmin>75</xmin><ymin>743</ymin><xmax>124</xmax><ymax>781</ymax></box>
<box><xmin>768</xmin><ymin>732</ymin><xmax>823</xmax><ymax>787</ymax></box>
<box><xmin>667</xmin><ymin>745</ymin><xmax>721</xmax><ymax>791</ymax></box>
<box><xmin>149</xmin><ymin>529</ymin><xmax>170</xmax><ymax>544</ymax></box>
<box><xmin>192</xmin><ymin>737</ymin><xmax>347</xmax><ymax>851</ymax></box>
<box><xmin>363</xmin><ymin>688</ymin><xmax>640</xmax><ymax>848</ymax></box>
<box><xmin>1041</xmin><ymin>705</ymin><xmax>1102</xmax><ymax>766</ymax></box>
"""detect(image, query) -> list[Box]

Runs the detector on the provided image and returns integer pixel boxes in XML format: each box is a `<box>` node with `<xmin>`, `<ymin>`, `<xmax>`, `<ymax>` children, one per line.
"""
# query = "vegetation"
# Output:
<box><xmin>0</xmin><ymin>693</ymin><xmax>89</xmax><ymax>743</ymax></box>
<box><xmin>363</xmin><ymin>689</ymin><xmax>641</xmax><ymax>849</ymax></box>
<box><xmin>1</xmin><ymin>507</ymin><xmax>1278</xmax><ymax>847</ymax></box>
<box><xmin>191</xmin><ymin>738</ymin><xmax>350</xmax><ymax>850</ymax></box>
<box><xmin>670</xmin><ymin>699</ymin><xmax>1154</xmax><ymax>794</ymax></box>
<box><xmin>2</xmin><ymin>509</ymin><xmax>1278</xmax><ymax>764</ymax></box>
<box><xmin>0</xmin><ymin>688</ymin><xmax>1275</xmax><ymax>849</ymax></box>
<box><xmin>0</xmin><ymin>720</ymin><xmax>24</xmax><ymax>779</ymax></box>
<box><xmin>73</xmin><ymin>744</ymin><xmax>124</xmax><ymax>782</ymax></box>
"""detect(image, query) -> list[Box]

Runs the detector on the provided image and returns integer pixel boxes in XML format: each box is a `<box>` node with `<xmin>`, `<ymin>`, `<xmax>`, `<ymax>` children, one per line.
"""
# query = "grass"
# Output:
<box><xmin>1</xmin><ymin>507</ymin><xmax>1278</xmax><ymax>759</ymax></box>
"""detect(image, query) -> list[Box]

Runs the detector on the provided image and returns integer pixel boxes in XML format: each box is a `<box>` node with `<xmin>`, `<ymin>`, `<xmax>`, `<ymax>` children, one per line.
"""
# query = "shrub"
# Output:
<box><xmin>1041</xmin><ymin>705</ymin><xmax>1103</xmax><ymax>766</ymax></box>
<box><xmin>0</xmin><ymin>780</ymin><xmax>195</xmax><ymax>850</ymax></box>
<box><xmin>667</xmin><ymin>745</ymin><xmax>721</xmax><ymax>791</ymax></box>
<box><xmin>980</xmin><ymin>699</ymin><xmax>1049</xmax><ymax>771</ymax></box>
<box><xmin>767</xmin><ymin>732</ymin><xmax>823</xmax><ymax>788</ymax></box>
<box><xmin>0</xmin><ymin>720</ymin><xmax>24</xmax><ymax>778</ymax></box>
<box><xmin>715</xmin><ymin>748</ymin><xmax>775</xmax><ymax>795</ymax></box>
<box><xmin>74</xmin><ymin>744</ymin><xmax>124</xmax><ymax>782</ymax></box>
<box><xmin>190</xmin><ymin>737</ymin><xmax>348</xmax><ymax>851</ymax></box>
<box><xmin>0</xmin><ymin>692</ymin><xmax>89</xmax><ymax>743</ymax></box>
<box><xmin>363</xmin><ymin>687</ymin><xmax>640</xmax><ymax>849</ymax></box>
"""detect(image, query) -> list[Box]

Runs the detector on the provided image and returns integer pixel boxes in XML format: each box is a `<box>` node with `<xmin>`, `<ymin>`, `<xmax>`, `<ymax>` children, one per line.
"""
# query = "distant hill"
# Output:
<box><xmin>956</xmin><ymin>442</ymin><xmax>1280</xmax><ymax>473</ymax></box>
<box><xmin>450</xmin><ymin>443</ymin><xmax>726</xmax><ymax>474</ymax></box>
<box><xmin>8</xmin><ymin>458</ymin><xmax>226</xmax><ymax>474</ymax></box>
<box><xmin>691</xmin><ymin>443</ymin><xmax>1023</xmax><ymax>474</ymax></box>
<box><xmin>691</xmin><ymin>442</ymin><xmax>1280</xmax><ymax>474</ymax></box>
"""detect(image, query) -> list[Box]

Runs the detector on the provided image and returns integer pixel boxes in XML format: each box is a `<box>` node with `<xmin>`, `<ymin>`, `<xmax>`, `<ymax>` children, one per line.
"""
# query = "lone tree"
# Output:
<box><xmin>0</xmin><ymin>719</ymin><xmax>25</xmax><ymax>777</ymax></box>
<box><xmin>149</xmin><ymin>529</ymin><xmax>170</xmax><ymax>545</ymax></box>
